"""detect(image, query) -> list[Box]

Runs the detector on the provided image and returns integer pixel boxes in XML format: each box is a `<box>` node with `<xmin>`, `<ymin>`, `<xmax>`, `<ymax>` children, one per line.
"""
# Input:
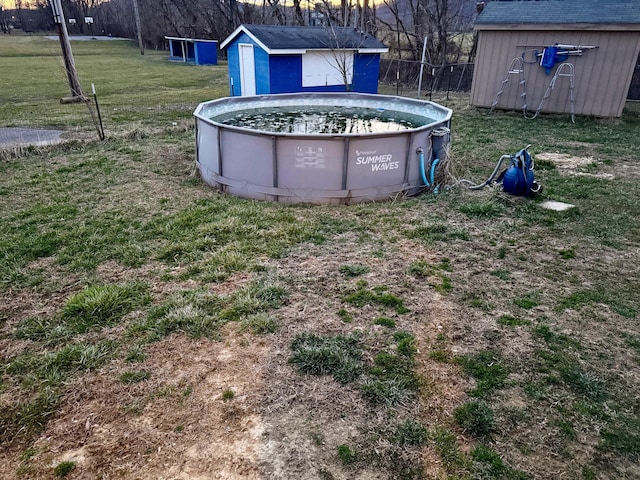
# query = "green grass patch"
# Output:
<box><xmin>337</xmin><ymin>308</ymin><xmax>353</xmax><ymax>323</ymax></box>
<box><xmin>125</xmin><ymin>344</ymin><xmax>146</xmax><ymax>363</ymax></box>
<box><xmin>0</xmin><ymin>387</ymin><xmax>60</xmax><ymax>448</ymax></box>
<box><xmin>337</xmin><ymin>444</ymin><xmax>357</xmax><ymax>465</ymax></box>
<box><xmin>344</xmin><ymin>284</ymin><xmax>409</xmax><ymax>314</ymax></box>
<box><xmin>61</xmin><ymin>282</ymin><xmax>150</xmax><ymax>331</ymax></box>
<box><xmin>393</xmin><ymin>419</ymin><xmax>429</xmax><ymax>446</ymax></box>
<box><xmin>289</xmin><ymin>332</ymin><xmax>363</xmax><ymax>384</ymax></box>
<box><xmin>600</xmin><ymin>414</ymin><xmax>640</xmax><ymax>460</ymax></box>
<box><xmin>146</xmin><ymin>198</ymin><xmax>338</xmax><ymax>282</ymax></box>
<box><xmin>339</xmin><ymin>264</ymin><xmax>370</xmax><ymax>277</ymax></box>
<box><xmin>130</xmin><ymin>275</ymin><xmax>288</xmax><ymax>342</ymax></box>
<box><xmin>53</xmin><ymin>461</ymin><xmax>75</xmax><ymax>477</ymax></box>
<box><xmin>532</xmin><ymin>324</ymin><xmax>581</xmax><ymax>350</ymax></box>
<box><xmin>456</xmin><ymin>350</ymin><xmax>509</xmax><ymax>397</ymax></box>
<box><xmin>429</xmin><ymin>333</ymin><xmax>451</xmax><ymax>362</ymax></box>
<box><xmin>408</xmin><ymin>257</ymin><xmax>452</xmax><ymax>277</ymax></box>
<box><xmin>559</xmin><ymin>248</ymin><xmax>576</xmax><ymax>259</ymax></box>
<box><xmin>373</xmin><ymin>316</ymin><xmax>396</xmax><ymax>328</ymax></box>
<box><xmin>470</xmin><ymin>444</ymin><xmax>529</xmax><ymax>479</ymax></box>
<box><xmin>407</xmin><ymin>258</ymin><xmax>453</xmax><ymax>293</ymax></box>
<box><xmin>242</xmin><ymin>312</ymin><xmax>279</xmax><ymax>335</ymax></box>
<box><xmin>1</xmin><ymin>339</ymin><xmax>116</xmax><ymax>447</ymax></box>
<box><xmin>430</xmin><ymin>426</ymin><xmax>469</xmax><ymax>473</ymax></box>
<box><xmin>458</xmin><ymin>200</ymin><xmax>505</xmax><ymax>218</ymax></box>
<box><xmin>513</xmin><ymin>292</ymin><xmax>541</xmax><ymax>310</ymax></box>
<box><xmin>361</xmin><ymin>333</ymin><xmax>419</xmax><ymax>406</ymax></box>
<box><xmin>490</xmin><ymin>269</ymin><xmax>511</xmax><ymax>281</ymax></box>
<box><xmin>13</xmin><ymin>282</ymin><xmax>151</xmax><ymax>344</ymax></box>
<box><xmin>6</xmin><ymin>341</ymin><xmax>117</xmax><ymax>388</ymax></box>
<box><xmin>120</xmin><ymin>370</ymin><xmax>151</xmax><ymax>384</ymax></box>
<box><xmin>405</xmin><ymin>223</ymin><xmax>470</xmax><ymax>243</ymax></box>
<box><xmin>559</xmin><ymin>288</ymin><xmax>637</xmax><ymax>318</ymax></box>
<box><xmin>497</xmin><ymin>315</ymin><xmax>531</xmax><ymax>327</ymax></box>
<box><xmin>454</xmin><ymin>400</ymin><xmax>495</xmax><ymax>436</ymax></box>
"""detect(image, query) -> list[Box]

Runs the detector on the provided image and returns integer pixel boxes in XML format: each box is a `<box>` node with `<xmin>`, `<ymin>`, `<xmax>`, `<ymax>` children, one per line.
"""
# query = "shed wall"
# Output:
<box><xmin>267</xmin><ymin>53</ymin><xmax>381</xmax><ymax>94</ymax></box>
<box><xmin>471</xmin><ymin>29</ymin><xmax>640</xmax><ymax>117</ymax></box>
<box><xmin>269</xmin><ymin>55</ymin><xmax>303</xmax><ymax>94</ymax></box>
<box><xmin>254</xmin><ymin>45</ymin><xmax>271</xmax><ymax>94</ymax></box>
<box><xmin>353</xmin><ymin>54</ymin><xmax>381</xmax><ymax>93</ymax></box>
<box><xmin>226</xmin><ymin>32</ymin><xmax>271</xmax><ymax>95</ymax></box>
<box><xmin>194</xmin><ymin>41</ymin><xmax>218</xmax><ymax>65</ymax></box>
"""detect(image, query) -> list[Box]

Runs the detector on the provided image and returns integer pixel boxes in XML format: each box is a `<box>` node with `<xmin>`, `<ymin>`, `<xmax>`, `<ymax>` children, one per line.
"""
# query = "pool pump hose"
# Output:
<box><xmin>417</xmin><ymin>147</ymin><xmax>440</xmax><ymax>189</ymax></box>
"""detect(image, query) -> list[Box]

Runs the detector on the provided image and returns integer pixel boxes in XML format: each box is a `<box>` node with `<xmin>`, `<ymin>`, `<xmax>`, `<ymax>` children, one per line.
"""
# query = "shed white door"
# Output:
<box><xmin>239</xmin><ymin>43</ymin><xmax>256</xmax><ymax>96</ymax></box>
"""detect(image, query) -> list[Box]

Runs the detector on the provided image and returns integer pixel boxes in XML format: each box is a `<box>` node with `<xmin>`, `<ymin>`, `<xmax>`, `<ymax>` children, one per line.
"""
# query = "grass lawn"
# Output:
<box><xmin>1</xmin><ymin>35</ymin><xmax>639</xmax><ymax>479</ymax></box>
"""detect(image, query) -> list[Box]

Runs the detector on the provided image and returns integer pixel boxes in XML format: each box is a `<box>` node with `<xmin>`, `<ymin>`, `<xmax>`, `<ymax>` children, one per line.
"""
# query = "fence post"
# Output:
<box><xmin>417</xmin><ymin>36</ymin><xmax>428</xmax><ymax>98</ymax></box>
<box><xmin>446</xmin><ymin>65</ymin><xmax>453</xmax><ymax>99</ymax></box>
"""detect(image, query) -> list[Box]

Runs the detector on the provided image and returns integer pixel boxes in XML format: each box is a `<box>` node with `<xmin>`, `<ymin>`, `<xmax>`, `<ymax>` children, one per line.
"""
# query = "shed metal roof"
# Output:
<box><xmin>220</xmin><ymin>24</ymin><xmax>388</xmax><ymax>54</ymax></box>
<box><xmin>476</xmin><ymin>0</ymin><xmax>640</xmax><ymax>26</ymax></box>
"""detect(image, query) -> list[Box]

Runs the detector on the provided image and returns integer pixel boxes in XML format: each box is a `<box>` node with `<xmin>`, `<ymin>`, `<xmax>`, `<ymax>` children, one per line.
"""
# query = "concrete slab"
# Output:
<box><xmin>0</xmin><ymin>127</ymin><xmax>64</xmax><ymax>148</ymax></box>
<box><xmin>540</xmin><ymin>200</ymin><xmax>576</xmax><ymax>212</ymax></box>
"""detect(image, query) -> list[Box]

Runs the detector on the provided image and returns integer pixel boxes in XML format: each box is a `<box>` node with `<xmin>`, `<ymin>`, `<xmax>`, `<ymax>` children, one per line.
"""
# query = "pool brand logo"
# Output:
<box><xmin>355</xmin><ymin>150</ymin><xmax>399</xmax><ymax>172</ymax></box>
<box><xmin>295</xmin><ymin>147</ymin><xmax>326</xmax><ymax>168</ymax></box>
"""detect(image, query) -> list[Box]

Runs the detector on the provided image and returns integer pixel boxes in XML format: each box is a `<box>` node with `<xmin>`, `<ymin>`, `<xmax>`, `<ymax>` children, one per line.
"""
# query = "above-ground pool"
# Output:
<box><xmin>194</xmin><ymin>92</ymin><xmax>452</xmax><ymax>204</ymax></box>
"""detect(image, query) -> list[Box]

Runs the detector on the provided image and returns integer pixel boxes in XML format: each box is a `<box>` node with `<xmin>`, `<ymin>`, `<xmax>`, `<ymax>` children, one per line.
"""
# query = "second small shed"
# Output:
<box><xmin>220</xmin><ymin>24</ymin><xmax>388</xmax><ymax>96</ymax></box>
<box><xmin>165</xmin><ymin>37</ymin><xmax>218</xmax><ymax>65</ymax></box>
<box><xmin>471</xmin><ymin>0</ymin><xmax>640</xmax><ymax>118</ymax></box>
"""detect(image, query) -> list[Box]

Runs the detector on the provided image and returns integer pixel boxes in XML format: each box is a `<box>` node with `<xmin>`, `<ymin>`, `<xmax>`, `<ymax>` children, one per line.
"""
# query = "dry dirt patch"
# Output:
<box><xmin>536</xmin><ymin>152</ymin><xmax>614</xmax><ymax>179</ymax></box>
<box><xmin>26</xmin><ymin>332</ymin><xmax>268</xmax><ymax>479</ymax></box>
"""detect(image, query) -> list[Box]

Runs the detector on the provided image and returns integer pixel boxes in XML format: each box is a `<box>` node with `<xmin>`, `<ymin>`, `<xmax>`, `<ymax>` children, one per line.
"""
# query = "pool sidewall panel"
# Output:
<box><xmin>220</xmin><ymin>129</ymin><xmax>276</xmax><ymax>201</ymax></box>
<box><xmin>276</xmin><ymin>137</ymin><xmax>344</xmax><ymax>192</ymax></box>
<box><xmin>197</xmin><ymin>120</ymin><xmax>220</xmax><ymax>187</ymax></box>
<box><xmin>346</xmin><ymin>135</ymin><xmax>408</xmax><ymax>191</ymax></box>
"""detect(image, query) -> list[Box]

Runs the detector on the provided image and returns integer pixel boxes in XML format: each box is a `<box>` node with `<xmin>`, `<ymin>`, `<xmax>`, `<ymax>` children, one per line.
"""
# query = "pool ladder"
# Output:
<box><xmin>490</xmin><ymin>57</ymin><xmax>528</xmax><ymax>116</ymax></box>
<box><xmin>526</xmin><ymin>62</ymin><xmax>575</xmax><ymax>123</ymax></box>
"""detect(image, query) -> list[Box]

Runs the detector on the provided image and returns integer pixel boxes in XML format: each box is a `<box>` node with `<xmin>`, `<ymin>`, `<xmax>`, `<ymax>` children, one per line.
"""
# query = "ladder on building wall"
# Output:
<box><xmin>525</xmin><ymin>62</ymin><xmax>575</xmax><ymax>123</ymax></box>
<box><xmin>490</xmin><ymin>57</ymin><xmax>528</xmax><ymax>116</ymax></box>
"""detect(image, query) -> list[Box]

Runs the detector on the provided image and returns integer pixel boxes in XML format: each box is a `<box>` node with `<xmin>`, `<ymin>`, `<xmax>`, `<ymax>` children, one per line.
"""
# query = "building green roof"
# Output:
<box><xmin>475</xmin><ymin>0</ymin><xmax>640</xmax><ymax>26</ymax></box>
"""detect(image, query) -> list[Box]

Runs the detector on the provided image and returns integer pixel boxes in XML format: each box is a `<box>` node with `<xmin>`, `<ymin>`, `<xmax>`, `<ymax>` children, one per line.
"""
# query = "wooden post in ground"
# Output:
<box><xmin>50</xmin><ymin>0</ymin><xmax>85</xmax><ymax>101</ymax></box>
<box><xmin>132</xmin><ymin>0</ymin><xmax>144</xmax><ymax>55</ymax></box>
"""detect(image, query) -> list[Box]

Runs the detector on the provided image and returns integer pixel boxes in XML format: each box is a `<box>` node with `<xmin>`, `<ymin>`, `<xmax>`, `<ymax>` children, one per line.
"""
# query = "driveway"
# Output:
<box><xmin>0</xmin><ymin>127</ymin><xmax>64</xmax><ymax>148</ymax></box>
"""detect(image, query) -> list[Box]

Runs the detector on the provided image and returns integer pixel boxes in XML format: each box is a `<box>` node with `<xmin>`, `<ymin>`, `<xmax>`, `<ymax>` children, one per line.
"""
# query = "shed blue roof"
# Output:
<box><xmin>221</xmin><ymin>24</ymin><xmax>388</xmax><ymax>53</ymax></box>
<box><xmin>476</xmin><ymin>0</ymin><xmax>640</xmax><ymax>26</ymax></box>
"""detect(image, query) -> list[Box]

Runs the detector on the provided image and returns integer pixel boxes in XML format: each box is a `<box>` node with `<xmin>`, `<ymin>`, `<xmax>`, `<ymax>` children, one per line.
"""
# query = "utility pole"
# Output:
<box><xmin>50</xmin><ymin>0</ymin><xmax>85</xmax><ymax>102</ymax></box>
<box><xmin>132</xmin><ymin>0</ymin><xmax>144</xmax><ymax>55</ymax></box>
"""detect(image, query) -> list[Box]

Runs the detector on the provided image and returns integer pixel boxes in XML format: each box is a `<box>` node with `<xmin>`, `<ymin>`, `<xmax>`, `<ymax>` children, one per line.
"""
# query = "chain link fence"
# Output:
<box><xmin>378</xmin><ymin>58</ymin><xmax>475</xmax><ymax>98</ymax></box>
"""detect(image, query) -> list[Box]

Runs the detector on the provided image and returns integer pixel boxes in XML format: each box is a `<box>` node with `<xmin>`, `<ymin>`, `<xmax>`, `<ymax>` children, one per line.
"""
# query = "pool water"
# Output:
<box><xmin>210</xmin><ymin>106</ymin><xmax>435</xmax><ymax>134</ymax></box>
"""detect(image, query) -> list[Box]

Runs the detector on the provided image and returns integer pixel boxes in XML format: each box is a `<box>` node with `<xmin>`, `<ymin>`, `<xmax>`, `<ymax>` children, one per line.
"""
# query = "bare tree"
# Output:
<box><xmin>325</xmin><ymin>26</ymin><xmax>355</xmax><ymax>88</ymax></box>
<box><xmin>379</xmin><ymin>0</ymin><xmax>417</xmax><ymax>59</ymax></box>
<box><xmin>0</xmin><ymin>6</ymin><xmax>10</xmax><ymax>34</ymax></box>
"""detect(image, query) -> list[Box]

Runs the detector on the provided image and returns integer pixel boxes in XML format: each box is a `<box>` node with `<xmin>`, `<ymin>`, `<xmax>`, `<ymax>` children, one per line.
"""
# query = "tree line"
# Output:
<box><xmin>2</xmin><ymin>0</ymin><xmax>479</xmax><ymax>65</ymax></box>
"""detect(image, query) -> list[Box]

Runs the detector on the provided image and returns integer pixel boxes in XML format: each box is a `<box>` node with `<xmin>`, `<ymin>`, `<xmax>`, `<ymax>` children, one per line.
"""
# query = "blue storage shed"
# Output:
<box><xmin>165</xmin><ymin>37</ymin><xmax>218</xmax><ymax>65</ymax></box>
<box><xmin>220</xmin><ymin>24</ymin><xmax>388</xmax><ymax>96</ymax></box>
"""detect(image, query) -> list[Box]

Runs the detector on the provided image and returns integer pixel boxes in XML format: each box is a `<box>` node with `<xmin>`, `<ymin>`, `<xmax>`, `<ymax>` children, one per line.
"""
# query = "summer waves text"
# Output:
<box><xmin>355</xmin><ymin>151</ymin><xmax>399</xmax><ymax>172</ymax></box>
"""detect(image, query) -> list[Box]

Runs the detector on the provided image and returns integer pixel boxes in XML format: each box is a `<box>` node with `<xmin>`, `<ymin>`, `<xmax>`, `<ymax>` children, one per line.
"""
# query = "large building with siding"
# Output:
<box><xmin>471</xmin><ymin>0</ymin><xmax>640</xmax><ymax>118</ymax></box>
<box><xmin>220</xmin><ymin>24</ymin><xmax>388</xmax><ymax>96</ymax></box>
